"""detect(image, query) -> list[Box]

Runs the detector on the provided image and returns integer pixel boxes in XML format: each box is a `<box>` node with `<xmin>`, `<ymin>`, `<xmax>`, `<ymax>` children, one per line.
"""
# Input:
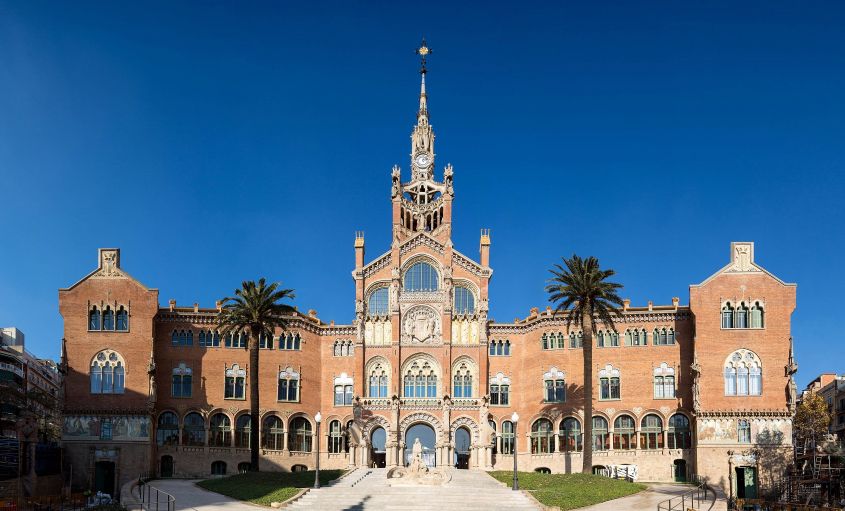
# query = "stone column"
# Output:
<box><xmin>486</xmin><ymin>445</ymin><xmax>493</xmax><ymax>469</ymax></box>
<box><xmin>553</xmin><ymin>430</ymin><xmax>560</xmax><ymax>453</ymax></box>
<box><xmin>282</xmin><ymin>428</ymin><xmax>289</xmax><ymax>453</ymax></box>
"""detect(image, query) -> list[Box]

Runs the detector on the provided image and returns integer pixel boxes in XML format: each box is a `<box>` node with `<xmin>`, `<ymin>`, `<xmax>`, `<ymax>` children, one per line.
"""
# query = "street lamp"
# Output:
<box><xmin>511</xmin><ymin>412</ymin><xmax>519</xmax><ymax>491</ymax></box>
<box><xmin>314</xmin><ymin>412</ymin><xmax>322</xmax><ymax>489</ymax></box>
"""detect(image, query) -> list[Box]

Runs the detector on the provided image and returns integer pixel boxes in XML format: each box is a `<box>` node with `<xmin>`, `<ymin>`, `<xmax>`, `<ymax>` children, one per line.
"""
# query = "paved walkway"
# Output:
<box><xmin>577</xmin><ymin>482</ymin><xmax>727</xmax><ymax>511</ymax></box>
<box><xmin>144</xmin><ymin>479</ymin><xmax>258</xmax><ymax>511</ymax></box>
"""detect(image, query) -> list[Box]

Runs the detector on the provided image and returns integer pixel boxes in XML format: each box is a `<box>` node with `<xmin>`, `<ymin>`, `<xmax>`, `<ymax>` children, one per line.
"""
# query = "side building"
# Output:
<box><xmin>59</xmin><ymin>58</ymin><xmax>798</xmax><ymax>501</ymax></box>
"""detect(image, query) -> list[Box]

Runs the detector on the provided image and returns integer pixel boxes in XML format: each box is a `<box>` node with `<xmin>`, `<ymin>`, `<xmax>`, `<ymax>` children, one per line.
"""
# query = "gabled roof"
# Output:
<box><xmin>60</xmin><ymin>248</ymin><xmax>156</xmax><ymax>292</ymax></box>
<box><xmin>692</xmin><ymin>242</ymin><xmax>795</xmax><ymax>288</ymax></box>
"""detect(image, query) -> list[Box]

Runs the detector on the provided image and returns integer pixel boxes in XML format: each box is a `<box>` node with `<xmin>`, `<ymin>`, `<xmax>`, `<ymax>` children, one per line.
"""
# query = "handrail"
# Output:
<box><xmin>137</xmin><ymin>476</ymin><xmax>175</xmax><ymax>511</ymax></box>
<box><xmin>657</xmin><ymin>476</ymin><xmax>712</xmax><ymax>511</ymax></box>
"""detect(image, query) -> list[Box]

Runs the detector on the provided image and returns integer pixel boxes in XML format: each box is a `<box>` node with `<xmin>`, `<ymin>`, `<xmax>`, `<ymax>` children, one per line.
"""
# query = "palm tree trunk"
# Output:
<box><xmin>248</xmin><ymin>330</ymin><xmax>261</xmax><ymax>471</ymax></box>
<box><xmin>581</xmin><ymin>310</ymin><xmax>594</xmax><ymax>474</ymax></box>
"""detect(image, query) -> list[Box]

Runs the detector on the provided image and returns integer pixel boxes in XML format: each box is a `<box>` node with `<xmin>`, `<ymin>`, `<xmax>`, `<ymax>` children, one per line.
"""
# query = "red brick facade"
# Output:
<box><xmin>59</xmin><ymin>72</ymin><xmax>797</xmax><ymax>499</ymax></box>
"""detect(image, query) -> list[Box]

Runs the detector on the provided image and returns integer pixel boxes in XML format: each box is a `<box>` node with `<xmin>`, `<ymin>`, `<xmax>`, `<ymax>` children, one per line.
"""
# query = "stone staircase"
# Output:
<box><xmin>285</xmin><ymin>468</ymin><xmax>540</xmax><ymax>510</ymax></box>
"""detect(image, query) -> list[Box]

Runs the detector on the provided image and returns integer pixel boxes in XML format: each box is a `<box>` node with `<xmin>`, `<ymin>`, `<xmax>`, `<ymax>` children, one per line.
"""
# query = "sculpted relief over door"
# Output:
<box><xmin>402</xmin><ymin>306</ymin><xmax>441</xmax><ymax>345</ymax></box>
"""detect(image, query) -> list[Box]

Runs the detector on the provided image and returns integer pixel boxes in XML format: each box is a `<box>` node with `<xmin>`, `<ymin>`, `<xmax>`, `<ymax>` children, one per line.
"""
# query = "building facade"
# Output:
<box><xmin>59</xmin><ymin>57</ymin><xmax>798</xmax><ymax>500</ymax></box>
<box><xmin>801</xmin><ymin>374</ymin><xmax>845</xmax><ymax>441</ymax></box>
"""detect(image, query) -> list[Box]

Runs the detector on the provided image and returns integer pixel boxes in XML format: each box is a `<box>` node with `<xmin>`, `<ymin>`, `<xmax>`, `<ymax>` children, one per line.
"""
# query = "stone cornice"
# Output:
<box><xmin>697</xmin><ymin>409</ymin><xmax>792</xmax><ymax>418</ymax></box>
<box><xmin>362</xmin><ymin>251</ymin><xmax>392</xmax><ymax>279</ymax></box>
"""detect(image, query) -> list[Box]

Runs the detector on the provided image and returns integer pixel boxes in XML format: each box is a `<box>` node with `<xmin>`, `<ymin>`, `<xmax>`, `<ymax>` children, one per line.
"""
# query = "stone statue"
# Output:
<box><xmin>353</xmin><ymin>396</ymin><xmax>363</xmax><ymax>422</ymax></box>
<box><xmin>690</xmin><ymin>356</ymin><xmax>702</xmax><ymax>414</ymax></box>
<box><xmin>408</xmin><ymin>438</ymin><xmax>428</xmax><ymax>474</ymax></box>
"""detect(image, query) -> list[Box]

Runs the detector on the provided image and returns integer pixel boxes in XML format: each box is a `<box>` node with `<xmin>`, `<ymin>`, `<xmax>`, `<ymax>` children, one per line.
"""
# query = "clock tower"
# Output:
<box><xmin>391</xmin><ymin>39</ymin><xmax>454</xmax><ymax>245</ymax></box>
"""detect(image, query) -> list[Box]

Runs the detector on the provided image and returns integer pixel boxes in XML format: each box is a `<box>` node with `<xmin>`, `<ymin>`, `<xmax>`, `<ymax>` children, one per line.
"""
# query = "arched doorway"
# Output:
<box><xmin>370</xmin><ymin>427</ymin><xmax>387</xmax><ymax>468</ymax></box>
<box><xmin>404</xmin><ymin>423</ymin><xmax>436</xmax><ymax>467</ymax></box>
<box><xmin>673</xmin><ymin>459</ymin><xmax>687</xmax><ymax>482</ymax></box>
<box><xmin>94</xmin><ymin>461</ymin><xmax>115</xmax><ymax>495</ymax></box>
<box><xmin>454</xmin><ymin>427</ymin><xmax>471</xmax><ymax>469</ymax></box>
<box><xmin>159</xmin><ymin>455</ymin><xmax>173</xmax><ymax>478</ymax></box>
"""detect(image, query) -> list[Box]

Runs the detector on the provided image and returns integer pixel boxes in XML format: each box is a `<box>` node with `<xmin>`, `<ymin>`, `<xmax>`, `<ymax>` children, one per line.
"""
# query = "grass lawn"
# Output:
<box><xmin>197</xmin><ymin>470</ymin><xmax>346</xmax><ymax>506</ymax></box>
<box><xmin>489</xmin><ymin>472</ymin><xmax>646</xmax><ymax>510</ymax></box>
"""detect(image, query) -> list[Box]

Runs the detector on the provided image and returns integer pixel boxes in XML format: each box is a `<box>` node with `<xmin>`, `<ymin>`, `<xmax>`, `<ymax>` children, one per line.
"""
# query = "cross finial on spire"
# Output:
<box><xmin>416</xmin><ymin>38</ymin><xmax>432</xmax><ymax>74</ymax></box>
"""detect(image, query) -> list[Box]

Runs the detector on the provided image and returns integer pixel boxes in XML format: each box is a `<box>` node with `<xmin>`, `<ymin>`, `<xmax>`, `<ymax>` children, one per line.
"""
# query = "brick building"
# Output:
<box><xmin>801</xmin><ymin>374</ymin><xmax>845</xmax><ymax>441</ymax></box>
<box><xmin>59</xmin><ymin>54</ymin><xmax>798</xmax><ymax>500</ymax></box>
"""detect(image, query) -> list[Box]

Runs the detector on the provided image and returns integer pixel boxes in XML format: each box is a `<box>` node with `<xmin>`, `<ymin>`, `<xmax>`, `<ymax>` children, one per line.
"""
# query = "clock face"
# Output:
<box><xmin>414</xmin><ymin>153</ymin><xmax>431</xmax><ymax>167</ymax></box>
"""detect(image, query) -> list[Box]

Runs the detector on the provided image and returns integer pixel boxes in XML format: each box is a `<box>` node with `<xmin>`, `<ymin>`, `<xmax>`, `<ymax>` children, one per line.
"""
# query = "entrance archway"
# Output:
<box><xmin>370</xmin><ymin>427</ymin><xmax>387</xmax><ymax>468</ymax></box>
<box><xmin>454</xmin><ymin>427</ymin><xmax>471</xmax><ymax>469</ymax></box>
<box><xmin>160</xmin><ymin>455</ymin><xmax>173</xmax><ymax>478</ymax></box>
<box><xmin>404</xmin><ymin>423</ymin><xmax>436</xmax><ymax>467</ymax></box>
<box><xmin>673</xmin><ymin>459</ymin><xmax>687</xmax><ymax>482</ymax></box>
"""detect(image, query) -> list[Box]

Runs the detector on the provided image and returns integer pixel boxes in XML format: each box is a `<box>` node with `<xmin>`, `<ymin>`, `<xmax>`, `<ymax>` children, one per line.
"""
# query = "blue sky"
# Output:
<box><xmin>1</xmin><ymin>1</ymin><xmax>843</xmax><ymax>389</ymax></box>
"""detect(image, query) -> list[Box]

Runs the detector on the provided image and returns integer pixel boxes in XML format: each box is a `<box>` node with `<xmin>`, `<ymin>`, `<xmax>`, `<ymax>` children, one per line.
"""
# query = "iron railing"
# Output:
<box><xmin>657</xmin><ymin>475</ymin><xmax>712</xmax><ymax>511</ymax></box>
<box><xmin>137</xmin><ymin>478</ymin><xmax>175</xmax><ymax>511</ymax></box>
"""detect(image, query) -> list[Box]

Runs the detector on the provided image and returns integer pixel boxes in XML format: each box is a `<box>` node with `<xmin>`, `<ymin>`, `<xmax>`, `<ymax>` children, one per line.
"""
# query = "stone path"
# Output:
<box><xmin>143</xmin><ymin>479</ymin><xmax>258</xmax><ymax>511</ymax></box>
<box><xmin>285</xmin><ymin>468</ymin><xmax>539</xmax><ymax>511</ymax></box>
<box><xmin>576</xmin><ymin>482</ymin><xmax>727</xmax><ymax>511</ymax></box>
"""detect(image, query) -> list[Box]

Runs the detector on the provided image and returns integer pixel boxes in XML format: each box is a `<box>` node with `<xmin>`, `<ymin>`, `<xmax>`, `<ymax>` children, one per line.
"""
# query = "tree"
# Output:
<box><xmin>218</xmin><ymin>278</ymin><xmax>295</xmax><ymax>471</ymax></box>
<box><xmin>546</xmin><ymin>255</ymin><xmax>624</xmax><ymax>474</ymax></box>
<box><xmin>794</xmin><ymin>391</ymin><xmax>831</xmax><ymax>445</ymax></box>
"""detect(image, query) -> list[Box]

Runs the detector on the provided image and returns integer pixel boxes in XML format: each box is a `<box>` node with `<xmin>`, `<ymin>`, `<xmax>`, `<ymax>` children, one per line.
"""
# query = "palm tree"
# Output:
<box><xmin>546</xmin><ymin>255</ymin><xmax>623</xmax><ymax>474</ymax></box>
<box><xmin>218</xmin><ymin>278</ymin><xmax>295</xmax><ymax>471</ymax></box>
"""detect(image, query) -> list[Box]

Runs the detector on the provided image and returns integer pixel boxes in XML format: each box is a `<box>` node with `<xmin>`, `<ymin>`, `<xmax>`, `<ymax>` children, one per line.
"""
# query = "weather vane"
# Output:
<box><xmin>416</xmin><ymin>38</ymin><xmax>432</xmax><ymax>74</ymax></box>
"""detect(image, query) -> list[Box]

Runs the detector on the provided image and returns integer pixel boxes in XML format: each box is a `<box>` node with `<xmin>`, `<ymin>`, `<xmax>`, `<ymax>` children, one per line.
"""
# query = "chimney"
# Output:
<box><xmin>215</xmin><ymin>300</ymin><xmax>223</xmax><ymax>312</ymax></box>
<box><xmin>623</xmin><ymin>299</ymin><xmax>630</xmax><ymax>311</ymax></box>
<box><xmin>308</xmin><ymin>309</ymin><xmax>317</xmax><ymax>319</ymax></box>
<box><xmin>354</xmin><ymin>231</ymin><xmax>365</xmax><ymax>270</ymax></box>
<box><xmin>479</xmin><ymin>229</ymin><xmax>491</xmax><ymax>267</ymax></box>
<box><xmin>169</xmin><ymin>299</ymin><xmax>176</xmax><ymax>312</ymax></box>
<box><xmin>648</xmin><ymin>300</ymin><xmax>653</xmax><ymax>312</ymax></box>
<box><xmin>193</xmin><ymin>303</ymin><xmax>199</xmax><ymax>313</ymax></box>
<box><xmin>672</xmin><ymin>297</ymin><xmax>680</xmax><ymax>309</ymax></box>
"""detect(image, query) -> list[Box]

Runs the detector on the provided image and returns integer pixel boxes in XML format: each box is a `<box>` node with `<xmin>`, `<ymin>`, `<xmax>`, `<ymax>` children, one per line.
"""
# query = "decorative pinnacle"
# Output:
<box><xmin>416</xmin><ymin>38</ymin><xmax>432</xmax><ymax>74</ymax></box>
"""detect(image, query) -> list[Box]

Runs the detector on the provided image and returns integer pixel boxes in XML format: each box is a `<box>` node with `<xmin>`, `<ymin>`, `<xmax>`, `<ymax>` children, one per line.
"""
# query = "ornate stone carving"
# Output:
<box><xmin>451</xmin><ymin>251</ymin><xmax>484</xmax><ymax>276</ymax></box>
<box><xmin>402</xmin><ymin>306</ymin><xmax>441</xmax><ymax>344</ymax></box>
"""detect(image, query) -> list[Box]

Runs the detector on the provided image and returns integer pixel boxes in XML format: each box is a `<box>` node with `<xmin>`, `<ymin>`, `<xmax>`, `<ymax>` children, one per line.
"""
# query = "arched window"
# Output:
<box><xmin>569</xmin><ymin>331</ymin><xmax>583</xmax><ymax>348</ymax></box>
<box><xmin>367</xmin><ymin>359</ymin><xmax>389</xmax><ymax>398</ymax></box>
<box><xmin>750</xmin><ymin>302</ymin><xmax>764</xmax><ymax>328</ymax></box>
<box><xmin>259</xmin><ymin>333</ymin><xmax>272</xmax><ymax>349</ymax></box>
<box><xmin>328</xmin><ymin>420</ymin><xmax>343</xmax><ymax>453</ymax></box>
<box><xmin>654</xmin><ymin>363</ymin><xmax>675</xmax><ymax>399</ymax></box>
<box><xmin>504</xmin><ymin>340</ymin><xmax>511</xmax><ymax>355</ymax></box>
<box><xmin>722</xmin><ymin>302</ymin><xmax>735</xmax><ymax>328</ymax></box>
<box><xmin>209</xmin><ymin>413</ymin><xmax>231</xmax><ymax>447</ymax></box>
<box><xmin>531</xmin><ymin>418</ymin><xmax>555</xmax><ymax>454</ymax></box>
<box><xmin>667</xmin><ymin>328</ymin><xmax>675</xmax><ymax>345</ymax></box>
<box><xmin>199</xmin><ymin>330</ymin><xmax>220</xmax><ymax>348</ymax></box>
<box><xmin>102</xmin><ymin>306</ymin><xmax>115</xmax><ymax>330</ymax></box>
<box><xmin>172</xmin><ymin>363</ymin><xmax>192</xmax><ymax>398</ymax></box>
<box><xmin>278</xmin><ymin>367</ymin><xmax>300</xmax><ymax>402</ymax></box>
<box><xmin>403</xmin><ymin>261</ymin><xmax>439</xmax><ymax>291</ymax></box>
<box><xmin>501</xmin><ymin>421</ymin><xmax>515</xmax><ymax>454</ymax></box>
<box><xmin>592</xmin><ymin>417</ymin><xmax>609</xmax><ymax>451</ymax></box>
<box><xmin>624</xmin><ymin>329</ymin><xmax>633</xmax><ymax>346</ymax></box>
<box><xmin>90</xmin><ymin>350</ymin><xmax>125</xmax><ymax>394</ymax></box>
<box><xmin>561</xmin><ymin>417</ymin><xmax>582</xmax><ymax>452</ymax></box>
<box><xmin>237</xmin><ymin>462</ymin><xmax>250</xmax><ymax>474</ymax></box>
<box><xmin>613</xmin><ymin>415</ymin><xmax>636</xmax><ymax>450</ymax></box>
<box><xmin>88</xmin><ymin>306</ymin><xmax>101</xmax><ymax>331</ymax></box>
<box><xmin>736</xmin><ymin>302</ymin><xmax>749</xmax><ymax>328</ymax></box>
<box><xmin>235</xmin><ymin>415</ymin><xmax>251</xmax><ymax>448</ymax></box>
<box><xmin>278</xmin><ymin>332</ymin><xmax>301</xmax><ymax>350</ymax></box>
<box><xmin>541</xmin><ymin>333</ymin><xmax>549</xmax><ymax>350</ymax></box>
<box><xmin>403</xmin><ymin>358</ymin><xmax>437</xmax><ymax>398</ymax></box>
<box><xmin>262</xmin><ymin>416</ymin><xmax>284</xmax><ymax>450</ymax></box>
<box><xmin>334</xmin><ymin>374</ymin><xmax>354</xmax><ymax>406</ymax></box>
<box><xmin>367</xmin><ymin>287</ymin><xmax>390</xmax><ymax>316</ymax></box>
<box><xmin>556</xmin><ymin>332</ymin><xmax>565</xmax><ymax>349</ymax></box>
<box><xmin>738</xmin><ymin>419</ymin><xmax>751</xmax><ymax>444</ymax></box>
<box><xmin>544</xmin><ymin>366</ymin><xmax>566</xmax><ymax>403</ymax></box>
<box><xmin>640</xmin><ymin>414</ymin><xmax>664</xmax><ymax>450</ymax></box>
<box><xmin>453</xmin><ymin>286</ymin><xmax>475</xmax><ymax>314</ymax></box>
<box><xmin>667</xmin><ymin>414</ymin><xmax>690</xmax><ymax>449</ymax></box>
<box><xmin>116</xmin><ymin>306</ymin><xmax>128</xmax><ymax>331</ymax></box>
<box><xmin>225</xmin><ymin>364</ymin><xmax>246</xmax><ymax>399</ymax></box>
<box><xmin>599</xmin><ymin>365</ymin><xmax>621</xmax><ymax>400</ymax></box>
<box><xmin>210</xmin><ymin>461</ymin><xmax>226</xmax><ymax>476</ymax></box>
<box><xmin>182</xmin><ymin>412</ymin><xmax>205</xmax><ymax>446</ymax></box>
<box><xmin>289</xmin><ymin>417</ymin><xmax>312</xmax><ymax>452</ymax></box>
<box><xmin>724</xmin><ymin>349</ymin><xmax>762</xmax><ymax>396</ymax></box>
<box><xmin>489</xmin><ymin>341</ymin><xmax>497</xmax><ymax>356</ymax></box>
<box><xmin>452</xmin><ymin>361</ymin><xmax>473</xmax><ymax>398</ymax></box>
<box><xmin>156</xmin><ymin>412</ymin><xmax>179</xmax><ymax>446</ymax></box>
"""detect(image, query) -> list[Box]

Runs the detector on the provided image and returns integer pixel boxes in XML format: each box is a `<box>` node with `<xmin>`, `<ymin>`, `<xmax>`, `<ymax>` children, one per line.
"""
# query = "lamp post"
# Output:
<box><xmin>511</xmin><ymin>412</ymin><xmax>519</xmax><ymax>491</ymax></box>
<box><xmin>314</xmin><ymin>412</ymin><xmax>322</xmax><ymax>489</ymax></box>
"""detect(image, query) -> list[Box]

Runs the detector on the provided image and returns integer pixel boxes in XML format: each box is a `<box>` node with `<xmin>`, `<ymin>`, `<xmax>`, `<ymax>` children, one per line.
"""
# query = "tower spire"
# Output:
<box><xmin>416</xmin><ymin>38</ymin><xmax>431</xmax><ymax>122</ymax></box>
